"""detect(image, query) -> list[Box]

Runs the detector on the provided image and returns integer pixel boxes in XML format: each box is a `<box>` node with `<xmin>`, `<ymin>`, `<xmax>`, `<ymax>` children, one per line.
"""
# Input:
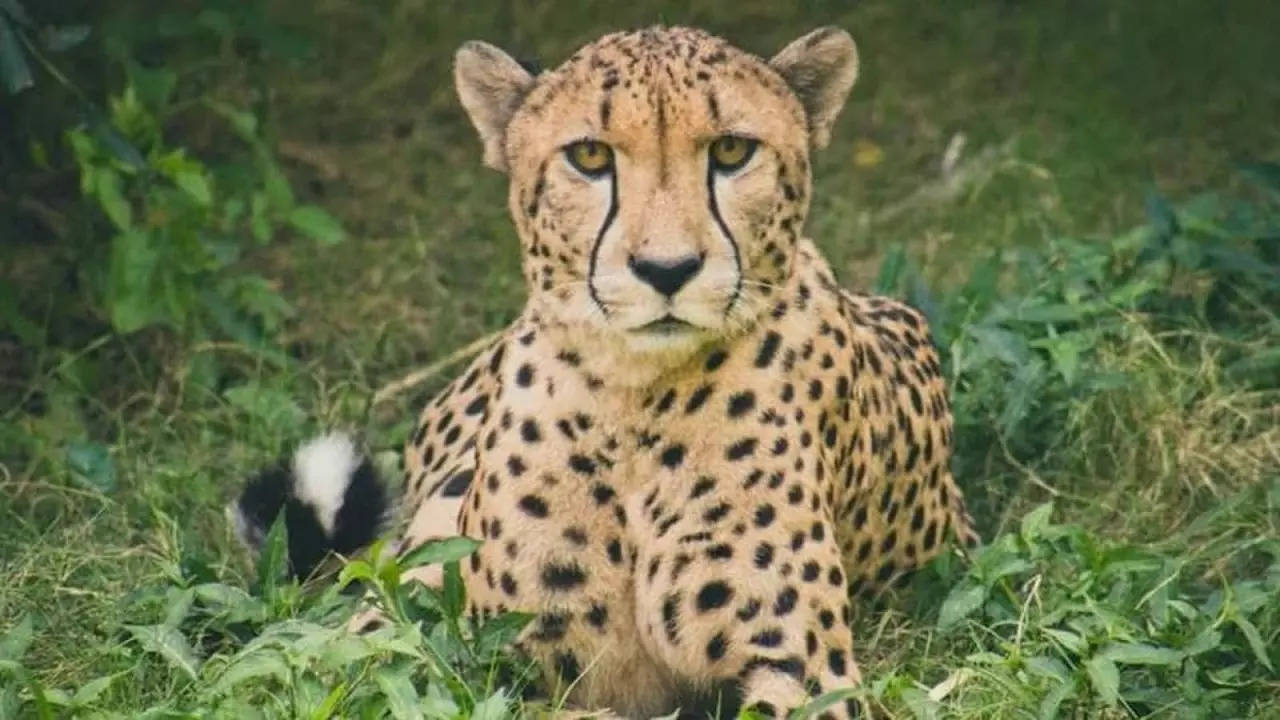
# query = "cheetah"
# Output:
<box><xmin>232</xmin><ymin>25</ymin><xmax>978</xmax><ymax>719</ymax></box>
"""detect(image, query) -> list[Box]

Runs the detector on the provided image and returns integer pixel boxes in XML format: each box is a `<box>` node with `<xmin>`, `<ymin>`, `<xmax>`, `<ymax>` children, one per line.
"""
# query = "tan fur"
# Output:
<box><xmin>361</xmin><ymin>26</ymin><xmax>978</xmax><ymax>719</ymax></box>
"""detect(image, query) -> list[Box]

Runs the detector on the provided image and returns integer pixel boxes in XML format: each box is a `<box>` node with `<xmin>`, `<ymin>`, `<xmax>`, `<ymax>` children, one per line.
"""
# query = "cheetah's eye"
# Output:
<box><xmin>709</xmin><ymin>135</ymin><xmax>758</xmax><ymax>173</ymax></box>
<box><xmin>564</xmin><ymin>140</ymin><xmax>614</xmax><ymax>177</ymax></box>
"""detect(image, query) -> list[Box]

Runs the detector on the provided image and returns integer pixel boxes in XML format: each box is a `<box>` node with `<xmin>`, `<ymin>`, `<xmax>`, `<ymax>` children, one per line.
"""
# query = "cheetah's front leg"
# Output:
<box><xmin>632</xmin><ymin>494</ymin><xmax>863</xmax><ymax>718</ymax></box>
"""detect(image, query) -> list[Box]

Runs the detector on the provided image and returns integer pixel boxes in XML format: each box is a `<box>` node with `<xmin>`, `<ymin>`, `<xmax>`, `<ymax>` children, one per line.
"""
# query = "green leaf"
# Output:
<box><xmin>337</xmin><ymin>559</ymin><xmax>375</xmax><ymax>589</ymax></box>
<box><xmin>1037</xmin><ymin>676</ymin><xmax>1075</xmax><ymax>720</ymax></box>
<box><xmin>373</xmin><ymin>666</ymin><xmax>423</xmax><ymax>720</ymax></box>
<box><xmin>900</xmin><ymin>687</ymin><xmax>939</xmax><ymax>720</ymax></box>
<box><xmin>309</xmin><ymin>681</ymin><xmax>347</xmax><ymax>720</ymax></box>
<box><xmin>1043</xmin><ymin>628</ymin><xmax>1086</xmax><ymax>655</ymax></box>
<box><xmin>108</xmin><ymin>229</ymin><xmax>161</xmax><ymax>333</ymax></box>
<box><xmin>442</xmin><ymin>560</ymin><xmax>465</xmax><ymax>620</ymax></box>
<box><xmin>124</xmin><ymin>624</ymin><xmax>200</xmax><ymax>681</ymax></box>
<box><xmin>1230</xmin><ymin>614</ymin><xmax>1274</xmax><ymax>672</ymax></box>
<box><xmin>967</xmin><ymin>324</ymin><xmax>1030</xmax><ymax>366</ymax></box>
<box><xmin>288</xmin><ymin>205</ymin><xmax>345</xmax><ymax>246</ymax></box>
<box><xmin>41</xmin><ymin>25</ymin><xmax>89</xmax><ymax>52</ymax></box>
<box><xmin>0</xmin><ymin>614</ymin><xmax>34</xmax><ymax>661</ymax></box>
<box><xmin>65</xmin><ymin>440</ymin><xmax>117</xmax><ymax>493</ymax></box>
<box><xmin>1020</xmin><ymin>502</ymin><xmax>1054</xmax><ymax>542</ymax></box>
<box><xmin>256</xmin><ymin>511</ymin><xmax>289</xmax><ymax>600</ymax></box>
<box><xmin>474</xmin><ymin>611</ymin><xmax>534</xmax><ymax>656</ymax></box>
<box><xmin>126</xmin><ymin>62</ymin><xmax>177</xmax><ymax>111</ymax></box>
<box><xmin>398</xmin><ymin>536</ymin><xmax>481</xmax><ymax>570</ymax></box>
<box><xmin>1184</xmin><ymin>628</ymin><xmax>1221</xmax><ymax>656</ymax></box>
<box><xmin>207</xmin><ymin>649</ymin><xmax>290</xmax><ymax>696</ymax></box>
<box><xmin>1099</xmin><ymin>642</ymin><xmax>1183</xmax><ymax>666</ymax></box>
<box><xmin>262</xmin><ymin>162</ymin><xmax>294</xmax><ymax>211</ymax></box>
<box><xmin>175</xmin><ymin>169</ymin><xmax>213</xmax><ymax>205</ymax></box>
<box><xmin>937</xmin><ymin>581</ymin><xmax>986</xmax><ymax>632</ymax></box>
<box><xmin>1085</xmin><ymin>655</ymin><xmax>1119</xmax><ymax>705</ymax></box>
<box><xmin>1024</xmin><ymin>655</ymin><xmax>1070</xmax><ymax>683</ymax></box>
<box><xmin>470</xmin><ymin>689</ymin><xmax>513</xmax><ymax>720</ymax></box>
<box><xmin>71</xmin><ymin>674</ymin><xmax>114</xmax><ymax>706</ymax></box>
<box><xmin>95</xmin><ymin>168</ymin><xmax>132</xmax><ymax>230</ymax></box>
<box><xmin>223</xmin><ymin>383</ymin><xmax>305</xmax><ymax>429</ymax></box>
<box><xmin>0</xmin><ymin>16</ymin><xmax>33</xmax><ymax>94</ymax></box>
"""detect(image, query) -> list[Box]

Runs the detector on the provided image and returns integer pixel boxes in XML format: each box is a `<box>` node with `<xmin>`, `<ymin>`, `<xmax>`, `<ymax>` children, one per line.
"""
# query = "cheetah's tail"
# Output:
<box><xmin>227</xmin><ymin>432</ymin><xmax>390</xmax><ymax>581</ymax></box>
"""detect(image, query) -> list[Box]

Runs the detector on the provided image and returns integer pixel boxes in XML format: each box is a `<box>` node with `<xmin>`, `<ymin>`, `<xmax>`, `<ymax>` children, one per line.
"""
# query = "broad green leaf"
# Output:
<box><xmin>0</xmin><ymin>16</ymin><xmax>33</xmax><ymax>94</ymax></box>
<box><xmin>337</xmin><ymin>559</ymin><xmax>375</xmax><ymax>589</ymax></box>
<box><xmin>471</xmin><ymin>689</ymin><xmax>513</xmax><ymax>720</ymax></box>
<box><xmin>900</xmin><ymin>687</ymin><xmax>939</xmax><ymax>720</ymax></box>
<box><xmin>108</xmin><ymin>229</ymin><xmax>161</xmax><ymax>333</ymax></box>
<box><xmin>967</xmin><ymin>324</ymin><xmax>1029</xmax><ymax>366</ymax></box>
<box><xmin>1042</xmin><ymin>628</ymin><xmax>1086</xmax><ymax>654</ymax></box>
<box><xmin>1230</xmin><ymin>614</ymin><xmax>1274</xmax><ymax>672</ymax></box>
<box><xmin>95</xmin><ymin>169</ymin><xmax>132</xmax><ymax>230</ymax></box>
<box><xmin>262</xmin><ymin>162</ymin><xmax>294</xmax><ymax>211</ymax></box>
<box><xmin>288</xmin><ymin>205</ymin><xmax>345</xmax><ymax>246</ymax></box>
<box><xmin>0</xmin><ymin>614</ymin><xmax>34</xmax><ymax>661</ymax></box>
<box><xmin>1024</xmin><ymin>655</ymin><xmax>1070</xmax><ymax>683</ymax></box>
<box><xmin>163</xmin><ymin>588</ymin><xmax>195</xmax><ymax>629</ymax></box>
<box><xmin>175</xmin><ymin>169</ymin><xmax>213</xmax><ymax>205</ymax></box>
<box><xmin>1037</xmin><ymin>676</ymin><xmax>1074</xmax><ymax>720</ymax></box>
<box><xmin>373</xmin><ymin>666</ymin><xmax>423</xmax><ymax>720</ymax></box>
<box><xmin>398</xmin><ymin>536</ymin><xmax>481</xmax><ymax>570</ymax></box>
<box><xmin>86</xmin><ymin>110</ymin><xmax>147</xmax><ymax>170</ymax></box>
<box><xmin>224</xmin><ymin>383</ymin><xmax>305</xmax><ymax>429</ymax></box>
<box><xmin>126</xmin><ymin>62</ymin><xmax>177</xmax><ymax>111</ymax></box>
<box><xmin>65</xmin><ymin>440</ymin><xmax>117</xmax><ymax>493</ymax></box>
<box><xmin>207</xmin><ymin>649</ymin><xmax>290</xmax><ymax>696</ymax></box>
<box><xmin>124</xmin><ymin>624</ymin><xmax>200</xmax><ymax>680</ymax></box>
<box><xmin>192</xmin><ymin>583</ymin><xmax>265</xmax><ymax>622</ymax></box>
<box><xmin>317</xmin><ymin>634</ymin><xmax>378</xmax><ymax>667</ymax></box>
<box><xmin>1184</xmin><ymin>628</ymin><xmax>1221</xmax><ymax>656</ymax></box>
<box><xmin>1099</xmin><ymin>642</ymin><xmax>1183</xmax><ymax>666</ymax></box>
<box><xmin>1085</xmin><ymin>655</ymin><xmax>1119</xmax><ymax>705</ymax></box>
<box><xmin>71</xmin><ymin>674</ymin><xmax>113</xmax><ymax>705</ymax></box>
<box><xmin>474</xmin><ymin>611</ymin><xmax>534</xmax><ymax>656</ymax></box>
<box><xmin>937</xmin><ymin>581</ymin><xmax>986</xmax><ymax>632</ymax></box>
<box><xmin>1020</xmin><ymin>502</ymin><xmax>1054</xmax><ymax>542</ymax></box>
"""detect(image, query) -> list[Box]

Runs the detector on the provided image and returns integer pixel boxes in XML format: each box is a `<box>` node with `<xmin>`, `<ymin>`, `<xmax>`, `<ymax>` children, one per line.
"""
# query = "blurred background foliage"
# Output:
<box><xmin>1</xmin><ymin>0</ymin><xmax>1278</xmax><ymax>717</ymax></box>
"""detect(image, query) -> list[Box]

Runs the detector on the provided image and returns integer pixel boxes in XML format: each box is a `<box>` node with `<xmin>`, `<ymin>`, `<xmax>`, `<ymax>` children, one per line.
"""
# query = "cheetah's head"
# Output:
<box><xmin>455</xmin><ymin>26</ymin><xmax>857</xmax><ymax>359</ymax></box>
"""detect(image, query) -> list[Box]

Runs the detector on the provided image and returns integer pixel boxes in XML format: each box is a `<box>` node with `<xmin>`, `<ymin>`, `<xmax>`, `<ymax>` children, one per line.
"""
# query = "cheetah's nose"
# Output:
<box><xmin>627</xmin><ymin>253</ymin><xmax>704</xmax><ymax>298</ymax></box>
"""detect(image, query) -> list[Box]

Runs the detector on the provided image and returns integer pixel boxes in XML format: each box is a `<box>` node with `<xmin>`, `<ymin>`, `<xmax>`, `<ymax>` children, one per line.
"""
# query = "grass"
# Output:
<box><xmin>2</xmin><ymin>0</ymin><xmax>1279</xmax><ymax>717</ymax></box>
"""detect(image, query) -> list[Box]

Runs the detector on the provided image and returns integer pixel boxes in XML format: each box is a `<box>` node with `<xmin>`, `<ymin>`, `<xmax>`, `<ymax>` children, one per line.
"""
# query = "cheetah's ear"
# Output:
<box><xmin>454</xmin><ymin>41</ymin><xmax>537</xmax><ymax>172</ymax></box>
<box><xmin>769</xmin><ymin>27</ymin><xmax>859</xmax><ymax>150</ymax></box>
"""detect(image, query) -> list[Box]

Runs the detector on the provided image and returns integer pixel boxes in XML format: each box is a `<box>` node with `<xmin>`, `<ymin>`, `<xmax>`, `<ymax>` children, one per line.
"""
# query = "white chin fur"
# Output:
<box><xmin>620</xmin><ymin>328</ymin><xmax>711</xmax><ymax>356</ymax></box>
<box><xmin>292</xmin><ymin>432</ymin><xmax>361</xmax><ymax>536</ymax></box>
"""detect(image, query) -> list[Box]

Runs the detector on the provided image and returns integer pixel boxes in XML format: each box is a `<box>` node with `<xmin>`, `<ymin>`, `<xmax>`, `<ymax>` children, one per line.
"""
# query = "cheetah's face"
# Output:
<box><xmin>455</xmin><ymin>27</ymin><xmax>857</xmax><ymax>358</ymax></box>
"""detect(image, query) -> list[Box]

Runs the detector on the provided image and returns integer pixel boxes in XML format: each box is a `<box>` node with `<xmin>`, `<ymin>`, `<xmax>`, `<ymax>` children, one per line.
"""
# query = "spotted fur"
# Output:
<box><xmin>362</xmin><ymin>25</ymin><xmax>977</xmax><ymax>719</ymax></box>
